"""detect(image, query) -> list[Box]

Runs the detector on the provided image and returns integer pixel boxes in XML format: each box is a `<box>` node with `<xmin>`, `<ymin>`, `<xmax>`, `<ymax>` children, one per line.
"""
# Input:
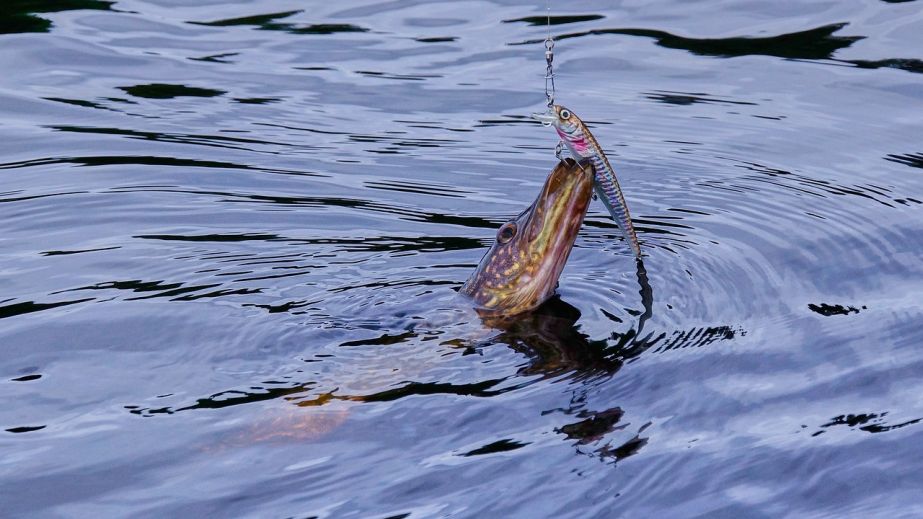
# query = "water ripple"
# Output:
<box><xmin>511</xmin><ymin>23</ymin><xmax>863</xmax><ymax>60</ymax></box>
<box><xmin>189</xmin><ymin>10</ymin><xmax>369</xmax><ymax>35</ymax></box>
<box><xmin>3</xmin><ymin>0</ymin><xmax>923</xmax><ymax>516</ymax></box>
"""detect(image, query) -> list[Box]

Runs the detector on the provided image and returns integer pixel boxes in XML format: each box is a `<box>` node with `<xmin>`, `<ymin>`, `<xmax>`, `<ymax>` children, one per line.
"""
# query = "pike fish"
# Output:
<box><xmin>460</xmin><ymin>158</ymin><xmax>594</xmax><ymax>317</ymax></box>
<box><xmin>221</xmin><ymin>160</ymin><xmax>635</xmax><ymax>445</ymax></box>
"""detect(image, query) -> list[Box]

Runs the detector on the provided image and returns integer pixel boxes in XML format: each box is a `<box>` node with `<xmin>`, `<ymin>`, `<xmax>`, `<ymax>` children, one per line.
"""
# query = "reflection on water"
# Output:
<box><xmin>1</xmin><ymin>1</ymin><xmax>114</xmax><ymax>35</ymax></box>
<box><xmin>117</xmin><ymin>83</ymin><xmax>227</xmax><ymax>99</ymax></box>
<box><xmin>511</xmin><ymin>22</ymin><xmax>863</xmax><ymax>60</ymax></box>
<box><xmin>190</xmin><ymin>10</ymin><xmax>370</xmax><ymax>35</ymax></box>
<box><xmin>2</xmin><ymin>0</ymin><xmax>923</xmax><ymax>516</ymax></box>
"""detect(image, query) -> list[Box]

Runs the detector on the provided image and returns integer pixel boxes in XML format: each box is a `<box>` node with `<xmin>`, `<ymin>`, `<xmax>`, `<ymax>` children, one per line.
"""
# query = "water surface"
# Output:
<box><xmin>2</xmin><ymin>0</ymin><xmax>923</xmax><ymax>517</ymax></box>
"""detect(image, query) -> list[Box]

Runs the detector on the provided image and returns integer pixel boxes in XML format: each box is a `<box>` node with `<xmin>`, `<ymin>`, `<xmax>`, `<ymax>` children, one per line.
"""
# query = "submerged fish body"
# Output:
<box><xmin>233</xmin><ymin>160</ymin><xmax>649</xmax><ymax>445</ymax></box>
<box><xmin>460</xmin><ymin>158</ymin><xmax>594</xmax><ymax>317</ymax></box>
<box><xmin>533</xmin><ymin>104</ymin><xmax>642</xmax><ymax>259</ymax></box>
<box><xmin>228</xmin><ymin>161</ymin><xmax>598</xmax><ymax>445</ymax></box>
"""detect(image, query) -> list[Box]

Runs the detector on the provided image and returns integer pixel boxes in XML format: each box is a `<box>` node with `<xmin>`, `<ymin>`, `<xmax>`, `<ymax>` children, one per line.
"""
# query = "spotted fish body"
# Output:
<box><xmin>533</xmin><ymin>105</ymin><xmax>642</xmax><ymax>259</ymax></box>
<box><xmin>461</xmin><ymin>159</ymin><xmax>594</xmax><ymax>317</ymax></box>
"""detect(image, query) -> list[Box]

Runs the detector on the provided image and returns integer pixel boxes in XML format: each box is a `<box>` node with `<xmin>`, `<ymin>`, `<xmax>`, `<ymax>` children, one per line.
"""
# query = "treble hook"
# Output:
<box><xmin>555</xmin><ymin>141</ymin><xmax>565</xmax><ymax>160</ymax></box>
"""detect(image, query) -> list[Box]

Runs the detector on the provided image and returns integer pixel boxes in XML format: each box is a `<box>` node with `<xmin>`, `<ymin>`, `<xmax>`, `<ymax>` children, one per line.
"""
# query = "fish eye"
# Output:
<box><xmin>559</xmin><ymin>109</ymin><xmax>571</xmax><ymax>120</ymax></box>
<box><xmin>497</xmin><ymin>222</ymin><xmax>517</xmax><ymax>244</ymax></box>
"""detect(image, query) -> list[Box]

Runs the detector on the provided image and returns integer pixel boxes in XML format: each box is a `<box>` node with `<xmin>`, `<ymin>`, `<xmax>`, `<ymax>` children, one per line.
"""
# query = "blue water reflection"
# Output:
<box><xmin>2</xmin><ymin>0</ymin><xmax>923</xmax><ymax>516</ymax></box>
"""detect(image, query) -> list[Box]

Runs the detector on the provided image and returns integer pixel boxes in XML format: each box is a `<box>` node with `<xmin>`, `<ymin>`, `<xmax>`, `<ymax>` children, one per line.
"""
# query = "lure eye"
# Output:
<box><xmin>497</xmin><ymin>222</ymin><xmax>517</xmax><ymax>244</ymax></box>
<box><xmin>559</xmin><ymin>109</ymin><xmax>571</xmax><ymax>120</ymax></box>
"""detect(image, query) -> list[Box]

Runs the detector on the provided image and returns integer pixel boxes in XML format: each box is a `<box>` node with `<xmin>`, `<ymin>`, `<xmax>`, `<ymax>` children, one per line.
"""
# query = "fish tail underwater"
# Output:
<box><xmin>2</xmin><ymin>0</ymin><xmax>923</xmax><ymax>517</ymax></box>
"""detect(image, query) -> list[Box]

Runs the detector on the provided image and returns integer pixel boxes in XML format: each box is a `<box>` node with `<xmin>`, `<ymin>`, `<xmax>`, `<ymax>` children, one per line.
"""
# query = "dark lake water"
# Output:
<box><xmin>2</xmin><ymin>0</ymin><xmax>923</xmax><ymax>516</ymax></box>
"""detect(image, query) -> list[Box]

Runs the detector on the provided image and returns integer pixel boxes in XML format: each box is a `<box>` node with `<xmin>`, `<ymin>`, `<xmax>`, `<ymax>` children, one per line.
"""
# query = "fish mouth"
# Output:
<box><xmin>531</xmin><ymin>110</ymin><xmax>557</xmax><ymax>127</ymax></box>
<box><xmin>507</xmin><ymin>159</ymin><xmax>594</xmax><ymax>312</ymax></box>
<box><xmin>463</xmin><ymin>159</ymin><xmax>593</xmax><ymax>317</ymax></box>
<box><xmin>524</xmin><ymin>159</ymin><xmax>592</xmax><ymax>265</ymax></box>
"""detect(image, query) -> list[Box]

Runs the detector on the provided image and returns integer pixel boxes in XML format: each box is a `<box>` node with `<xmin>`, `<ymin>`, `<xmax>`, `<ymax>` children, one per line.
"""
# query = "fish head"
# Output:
<box><xmin>532</xmin><ymin>104</ymin><xmax>592</xmax><ymax>160</ymax></box>
<box><xmin>461</xmin><ymin>158</ymin><xmax>594</xmax><ymax>317</ymax></box>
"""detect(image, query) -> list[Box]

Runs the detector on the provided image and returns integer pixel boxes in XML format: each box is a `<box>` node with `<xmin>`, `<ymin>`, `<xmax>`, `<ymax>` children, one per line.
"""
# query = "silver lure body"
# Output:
<box><xmin>534</xmin><ymin>105</ymin><xmax>642</xmax><ymax>259</ymax></box>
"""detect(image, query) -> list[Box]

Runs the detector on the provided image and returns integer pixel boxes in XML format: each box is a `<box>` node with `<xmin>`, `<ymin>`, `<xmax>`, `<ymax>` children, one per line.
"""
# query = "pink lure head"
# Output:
<box><xmin>533</xmin><ymin>105</ymin><xmax>591</xmax><ymax>159</ymax></box>
<box><xmin>556</xmin><ymin>127</ymin><xmax>590</xmax><ymax>157</ymax></box>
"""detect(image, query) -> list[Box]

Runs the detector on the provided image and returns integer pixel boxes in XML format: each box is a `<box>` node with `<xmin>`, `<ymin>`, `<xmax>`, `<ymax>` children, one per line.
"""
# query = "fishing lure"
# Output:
<box><xmin>533</xmin><ymin>104</ymin><xmax>642</xmax><ymax>259</ymax></box>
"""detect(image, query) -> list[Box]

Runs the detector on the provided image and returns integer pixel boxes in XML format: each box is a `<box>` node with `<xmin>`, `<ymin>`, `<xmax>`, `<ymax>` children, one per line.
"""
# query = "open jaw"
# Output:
<box><xmin>461</xmin><ymin>159</ymin><xmax>594</xmax><ymax>317</ymax></box>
